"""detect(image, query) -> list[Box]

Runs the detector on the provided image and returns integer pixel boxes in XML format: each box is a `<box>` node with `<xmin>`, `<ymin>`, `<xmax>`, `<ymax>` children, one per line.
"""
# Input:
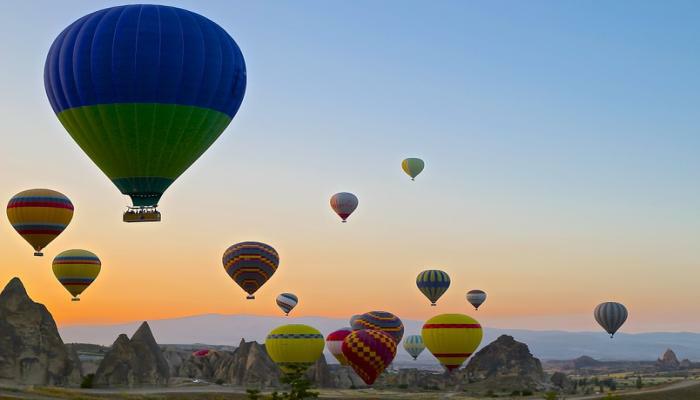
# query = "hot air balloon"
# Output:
<box><xmin>401</xmin><ymin>158</ymin><xmax>425</xmax><ymax>181</ymax></box>
<box><xmin>351</xmin><ymin>311</ymin><xmax>404</xmax><ymax>343</ymax></box>
<box><xmin>416</xmin><ymin>270</ymin><xmax>450</xmax><ymax>306</ymax></box>
<box><xmin>326</xmin><ymin>327</ymin><xmax>352</xmax><ymax>365</ymax></box>
<box><xmin>594</xmin><ymin>302</ymin><xmax>628</xmax><ymax>338</ymax></box>
<box><xmin>265</xmin><ymin>324</ymin><xmax>325</xmax><ymax>374</ymax></box>
<box><xmin>330</xmin><ymin>192</ymin><xmax>358</xmax><ymax>223</ymax></box>
<box><xmin>422</xmin><ymin>314</ymin><xmax>482</xmax><ymax>372</ymax></box>
<box><xmin>403</xmin><ymin>335</ymin><xmax>425</xmax><ymax>360</ymax></box>
<box><xmin>342</xmin><ymin>329</ymin><xmax>397</xmax><ymax>385</ymax></box>
<box><xmin>466</xmin><ymin>290</ymin><xmax>487</xmax><ymax>310</ymax></box>
<box><xmin>192</xmin><ymin>349</ymin><xmax>212</xmax><ymax>358</ymax></box>
<box><xmin>276</xmin><ymin>293</ymin><xmax>298</xmax><ymax>316</ymax></box>
<box><xmin>350</xmin><ymin>314</ymin><xmax>361</xmax><ymax>327</ymax></box>
<box><xmin>7</xmin><ymin>189</ymin><xmax>73</xmax><ymax>256</ymax></box>
<box><xmin>44</xmin><ymin>5</ymin><xmax>246</xmax><ymax>222</ymax></box>
<box><xmin>223</xmin><ymin>242</ymin><xmax>279</xmax><ymax>300</ymax></box>
<box><xmin>52</xmin><ymin>249</ymin><xmax>101</xmax><ymax>301</ymax></box>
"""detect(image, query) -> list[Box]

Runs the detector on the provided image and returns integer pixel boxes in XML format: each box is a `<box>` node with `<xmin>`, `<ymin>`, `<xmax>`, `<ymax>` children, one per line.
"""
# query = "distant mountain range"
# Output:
<box><xmin>58</xmin><ymin>314</ymin><xmax>700</xmax><ymax>363</ymax></box>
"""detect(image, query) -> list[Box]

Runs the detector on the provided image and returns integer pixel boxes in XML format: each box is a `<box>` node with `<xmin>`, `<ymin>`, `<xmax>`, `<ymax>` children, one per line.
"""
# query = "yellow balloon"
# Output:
<box><xmin>422</xmin><ymin>313</ymin><xmax>482</xmax><ymax>371</ymax></box>
<box><xmin>52</xmin><ymin>249</ymin><xmax>101</xmax><ymax>301</ymax></box>
<box><xmin>265</xmin><ymin>324</ymin><xmax>325</xmax><ymax>374</ymax></box>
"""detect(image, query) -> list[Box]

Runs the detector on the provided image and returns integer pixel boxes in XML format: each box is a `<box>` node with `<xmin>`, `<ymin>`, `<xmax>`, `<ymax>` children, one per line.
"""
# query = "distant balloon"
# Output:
<box><xmin>351</xmin><ymin>311</ymin><xmax>404</xmax><ymax>343</ymax></box>
<box><xmin>326</xmin><ymin>327</ymin><xmax>353</xmax><ymax>365</ymax></box>
<box><xmin>342</xmin><ymin>329</ymin><xmax>397</xmax><ymax>385</ymax></box>
<box><xmin>401</xmin><ymin>158</ymin><xmax>425</xmax><ymax>181</ymax></box>
<box><xmin>44</xmin><ymin>5</ymin><xmax>247</xmax><ymax>218</ymax></box>
<box><xmin>223</xmin><ymin>242</ymin><xmax>279</xmax><ymax>300</ymax></box>
<box><xmin>466</xmin><ymin>290</ymin><xmax>487</xmax><ymax>310</ymax></box>
<box><xmin>266</xmin><ymin>324</ymin><xmax>325</xmax><ymax>374</ymax></box>
<box><xmin>52</xmin><ymin>249</ymin><xmax>101</xmax><ymax>301</ymax></box>
<box><xmin>416</xmin><ymin>270</ymin><xmax>451</xmax><ymax>306</ymax></box>
<box><xmin>7</xmin><ymin>189</ymin><xmax>73</xmax><ymax>256</ymax></box>
<box><xmin>349</xmin><ymin>314</ymin><xmax>361</xmax><ymax>327</ymax></box>
<box><xmin>594</xmin><ymin>302</ymin><xmax>628</xmax><ymax>338</ymax></box>
<box><xmin>330</xmin><ymin>192</ymin><xmax>358</xmax><ymax>223</ymax></box>
<box><xmin>276</xmin><ymin>293</ymin><xmax>298</xmax><ymax>316</ymax></box>
<box><xmin>192</xmin><ymin>349</ymin><xmax>212</xmax><ymax>358</ymax></box>
<box><xmin>403</xmin><ymin>335</ymin><xmax>426</xmax><ymax>360</ymax></box>
<box><xmin>422</xmin><ymin>313</ymin><xmax>483</xmax><ymax>372</ymax></box>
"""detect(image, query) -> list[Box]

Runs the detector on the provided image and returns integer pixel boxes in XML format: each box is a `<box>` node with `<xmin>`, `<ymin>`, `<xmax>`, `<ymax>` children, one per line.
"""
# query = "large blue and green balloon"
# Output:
<box><xmin>44</xmin><ymin>5</ymin><xmax>246</xmax><ymax>210</ymax></box>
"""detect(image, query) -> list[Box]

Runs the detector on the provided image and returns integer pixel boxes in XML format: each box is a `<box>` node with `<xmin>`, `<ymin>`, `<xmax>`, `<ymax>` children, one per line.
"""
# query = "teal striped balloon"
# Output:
<box><xmin>416</xmin><ymin>270</ymin><xmax>450</xmax><ymax>306</ymax></box>
<box><xmin>403</xmin><ymin>334</ymin><xmax>425</xmax><ymax>360</ymax></box>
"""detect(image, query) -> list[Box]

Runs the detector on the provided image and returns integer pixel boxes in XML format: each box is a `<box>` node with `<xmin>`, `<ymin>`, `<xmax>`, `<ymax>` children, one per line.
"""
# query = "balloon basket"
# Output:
<box><xmin>71</xmin><ymin>298</ymin><xmax>80</xmax><ymax>302</ymax></box>
<box><xmin>246</xmin><ymin>295</ymin><xmax>255</xmax><ymax>300</ymax></box>
<box><xmin>123</xmin><ymin>208</ymin><xmax>161</xmax><ymax>223</ymax></box>
<box><xmin>341</xmin><ymin>220</ymin><xmax>347</xmax><ymax>223</ymax></box>
<box><xmin>34</xmin><ymin>252</ymin><xmax>43</xmax><ymax>257</ymax></box>
<box><xmin>431</xmin><ymin>303</ymin><xmax>436</xmax><ymax>307</ymax></box>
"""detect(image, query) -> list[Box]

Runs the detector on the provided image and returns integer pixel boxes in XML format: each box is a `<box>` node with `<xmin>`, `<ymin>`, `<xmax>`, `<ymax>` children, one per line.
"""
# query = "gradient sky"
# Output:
<box><xmin>0</xmin><ymin>0</ymin><xmax>698</xmax><ymax>333</ymax></box>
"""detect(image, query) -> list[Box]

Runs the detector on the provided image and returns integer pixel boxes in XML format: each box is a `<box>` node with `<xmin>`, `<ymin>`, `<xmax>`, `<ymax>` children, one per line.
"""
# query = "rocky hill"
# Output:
<box><xmin>93</xmin><ymin>322</ymin><xmax>170</xmax><ymax>387</ymax></box>
<box><xmin>0</xmin><ymin>277</ymin><xmax>81</xmax><ymax>386</ymax></box>
<box><xmin>463</xmin><ymin>335</ymin><xmax>545</xmax><ymax>390</ymax></box>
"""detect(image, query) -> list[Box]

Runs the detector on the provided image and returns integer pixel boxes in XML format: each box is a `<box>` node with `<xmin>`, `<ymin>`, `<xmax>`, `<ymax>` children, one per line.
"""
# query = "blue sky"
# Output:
<box><xmin>0</xmin><ymin>1</ymin><xmax>698</xmax><ymax>331</ymax></box>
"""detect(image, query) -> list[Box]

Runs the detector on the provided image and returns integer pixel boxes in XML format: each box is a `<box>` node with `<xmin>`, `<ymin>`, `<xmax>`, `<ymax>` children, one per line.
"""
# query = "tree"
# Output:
<box><xmin>259</xmin><ymin>365</ymin><xmax>319</xmax><ymax>400</ymax></box>
<box><xmin>635</xmin><ymin>376</ymin><xmax>643</xmax><ymax>389</ymax></box>
<box><xmin>543</xmin><ymin>391</ymin><xmax>558</xmax><ymax>400</ymax></box>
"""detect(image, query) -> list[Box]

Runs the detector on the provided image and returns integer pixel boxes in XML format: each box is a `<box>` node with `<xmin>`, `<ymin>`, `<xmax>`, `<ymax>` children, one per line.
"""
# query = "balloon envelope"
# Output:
<box><xmin>416</xmin><ymin>270</ymin><xmax>451</xmax><ymax>306</ymax></box>
<box><xmin>265</xmin><ymin>324</ymin><xmax>324</xmax><ymax>374</ymax></box>
<box><xmin>192</xmin><ymin>349</ymin><xmax>211</xmax><ymax>358</ymax></box>
<box><xmin>403</xmin><ymin>335</ymin><xmax>426</xmax><ymax>360</ymax></box>
<box><xmin>330</xmin><ymin>192</ymin><xmax>358</xmax><ymax>222</ymax></box>
<box><xmin>44</xmin><ymin>5</ymin><xmax>246</xmax><ymax>210</ymax></box>
<box><xmin>422</xmin><ymin>313</ymin><xmax>483</xmax><ymax>372</ymax></box>
<box><xmin>223</xmin><ymin>242</ymin><xmax>279</xmax><ymax>299</ymax></box>
<box><xmin>351</xmin><ymin>311</ymin><xmax>404</xmax><ymax>343</ymax></box>
<box><xmin>7</xmin><ymin>189</ymin><xmax>73</xmax><ymax>256</ymax></box>
<box><xmin>52</xmin><ymin>249</ymin><xmax>101</xmax><ymax>301</ymax></box>
<box><xmin>276</xmin><ymin>293</ymin><xmax>298</xmax><ymax>316</ymax></box>
<box><xmin>466</xmin><ymin>290</ymin><xmax>487</xmax><ymax>310</ymax></box>
<box><xmin>401</xmin><ymin>158</ymin><xmax>425</xmax><ymax>180</ymax></box>
<box><xmin>342</xmin><ymin>329</ymin><xmax>397</xmax><ymax>385</ymax></box>
<box><xmin>594</xmin><ymin>302</ymin><xmax>628</xmax><ymax>338</ymax></box>
<box><xmin>326</xmin><ymin>327</ymin><xmax>353</xmax><ymax>365</ymax></box>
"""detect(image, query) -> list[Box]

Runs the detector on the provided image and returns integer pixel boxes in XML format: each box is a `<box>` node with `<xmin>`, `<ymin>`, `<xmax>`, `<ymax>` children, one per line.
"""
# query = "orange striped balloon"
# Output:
<box><xmin>7</xmin><ymin>189</ymin><xmax>73</xmax><ymax>256</ymax></box>
<box><xmin>422</xmin><ymin>314</ymin><xmax>482</xmax><ymax>372</ymax></box>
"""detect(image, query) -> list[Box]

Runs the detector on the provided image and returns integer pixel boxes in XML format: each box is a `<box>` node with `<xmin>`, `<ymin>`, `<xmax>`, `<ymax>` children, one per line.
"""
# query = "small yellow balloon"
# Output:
<box><xmin>265</xmin><ymin>324</ymin><xmax>325</xmax><ymax>374</ymax></box>
<box><xmin>52</xmin><ymin>249</ymin><xmax>101</xmax><ymax>301</ymax></box>
<box><xmin>422</xmin><ymin>313</ymin><xmax>482</xmax><ymax>371</ymax></box>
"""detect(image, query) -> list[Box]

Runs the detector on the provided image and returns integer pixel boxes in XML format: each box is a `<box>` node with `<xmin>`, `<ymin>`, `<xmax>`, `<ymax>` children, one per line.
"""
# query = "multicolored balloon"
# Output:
<box><xmin>330</xmin><ymin>192</ymin><xmax>358</xmax><ymax>223</ymax></box>
<box><xmin>342</xmin><ymin>329</ymin><xmax>397</xmax><ymax>385</ymax></box>
<box><xmin>52</xmin><ymin>249</ymin><xmax>101</xmax><ymax>301</ymax></box>
<box><xmin>403</xmin><ymin>335</ymin><xmax>426</xmax><ymax>360</ymax></box>
<box><xmin>416</xmin><ymin>270</ymin><xmax>451</xmax><ymax>306</ymax></box>
<box><xmin>326</xmin><ymin>327</ymin><xmax>353</xmax><ymax>365</ymax></box>
<box><xmin>350</xmin><ymin>314</ymin><xmax>361</xmax><ymax>326</ymax></box>
<box><xmin>594</xmin><ymin>302</ymin><xmax>628</xmax><ymax>338</ymax></box>
<box><xmin>265</xmin><ymin>324</ymin><xmax>325</xmax><ymax>374</ymax></box>
<box><xmin>276</xmin><ymin>293</ymin><xmax>298</xmax><ymax>316</ymax></box>
<box><xmin>351</xmin><ymin>311</ymin><xmax>404</xmax><ymax>343</ymax></box>
<box><xmin>7</xmin><ymin>189</ymin><xmax>73</xmax><ymax>256</ymax></box>
<box><xmin>44</xmin><ymin>5</ymin><xmax>246</xmax><ymax>216</ymax></box>
<box><xmin>422</xmin><ymin>313</ymin><xmax>483</xmax><ymax>372</ymax></box>
<box><xmin>401</xmin><ymin>158</ymin><xmax>425</xmax><ymax>181</ymax></box>
<box><xmin>223</xmin><ymin>242</ymin><xmax>279</xmax><ymax>300</ymax></box>
<box><xmin>466</xmin><ymin>290</ymin><xmax>487</xmax><ymax>310</ymax></box>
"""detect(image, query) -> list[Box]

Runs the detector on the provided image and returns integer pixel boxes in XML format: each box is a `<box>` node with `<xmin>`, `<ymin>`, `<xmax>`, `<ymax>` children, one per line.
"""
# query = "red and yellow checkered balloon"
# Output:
<box><xmin>341</xmin><ymin>329</ymin><xmax>397</xmax><ymax>385</ymax></box>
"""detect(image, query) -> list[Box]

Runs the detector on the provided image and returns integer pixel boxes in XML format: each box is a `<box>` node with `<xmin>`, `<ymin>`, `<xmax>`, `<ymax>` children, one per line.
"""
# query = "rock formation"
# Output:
<box><xmin>550</xmin><ymin>371</ymin><xmax>575</xmax><ymax>393</ymax></box>
<box><xmin>656</xmin><ymin>348</ymin><xmax>680</xmax><ymax>370</ymax></box>
<box><xmin>464</xmin><ymin>335</ymin><xmax>545</xmax><ymax>390</ymax></box>
<box><xmin>213</xmin><ymin>339</ymin><xmax>280</xmax><ymax>387</ymax></box>
<box><xmin>573</xmin><ymin>355</ymin><xmax>602</xmax><ymax>369</ymax></box>
<box><xmin>0</xmin><ymin>277</ymin><xmax>81</xmax><ymax>386</ymax></box>
<box><xmin>93</xmin><ymin>322</ymin><xmax>170</xmax><ymax>387</ymax></box>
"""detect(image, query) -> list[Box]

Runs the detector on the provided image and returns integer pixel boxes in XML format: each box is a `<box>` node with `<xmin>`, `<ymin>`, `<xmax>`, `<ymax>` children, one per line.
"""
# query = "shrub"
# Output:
<box><xmin>80</xmin><ymin>373</ymin><xmax>94</xmax><ymax>389</ymax></box>
<box><xmin>215</xmin><ymin>378</ymin><xmax>225</xmax><ymax>385</ymax></box>
<box><xmin>398</xmin><ymin>384</ymin><xmax>408</xmax><ymax>389</ymax></box>
<box><xmin>522</xmin><ymin>389</ymin><xmax>534</xmax><ymax>396</ymax></box>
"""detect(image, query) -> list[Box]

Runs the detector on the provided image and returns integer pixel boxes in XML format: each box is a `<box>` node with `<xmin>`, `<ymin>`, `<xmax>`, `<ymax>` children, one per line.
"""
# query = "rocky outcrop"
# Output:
<box><xmin>0</xmin><ymin>277</ymin><xmax>81</xmax><ymax>386</ymax></box>
<box><xmin>656</xmin><ymin>349</ymin><xmax>680</xmax><ymax>370</ymax></box>
<box><xmin>93</xmin><ymin>322</ymin><xmax>169</xmax><ymax>387</ymax></box>
<box><xmin>464</xmin><ymin>335</ymin><xmax>545</xmax><ymax>390</ymax></box>
<box><xmin>213</xmin><ymin>339</ymin><xmax>280</xmax><ymax>387</ymax></box>
<box><xmin>573</xmin><ymin>356</ymin><xmax>602</xmax><ymax>369</ymax></box>
<box><xmin>550</xmin><ymin>371</ymin><xmax>575</xmax><ymax>393</ymax></box>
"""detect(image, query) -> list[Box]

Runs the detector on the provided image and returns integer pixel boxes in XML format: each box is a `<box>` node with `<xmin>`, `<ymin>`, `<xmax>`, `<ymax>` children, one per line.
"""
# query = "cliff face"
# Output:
<box><xmin>464</xmin><ymin>335</ymin><xmax>545</xmax><ymax>390</ymax></box>
<box><xmin>93</xmin><ymin>322</ymin><xmax>170</xmax><ymax>387</ymax></box>
<box><xmin>0</xmin><ymin>277</ymin><xmax>81</xmax><ymax>386</ymax></box>
<box><xmin>656</xmin><ymin>349</ymin><xmax>681</xmax><ymax>370</ymax></box>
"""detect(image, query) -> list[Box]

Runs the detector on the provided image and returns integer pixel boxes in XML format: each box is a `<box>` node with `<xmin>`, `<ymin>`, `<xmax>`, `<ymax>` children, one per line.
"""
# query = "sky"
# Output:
<box><xmin>0</xmin><ymin>0</ymin><xmax>698</xmax><ymax>333</ymax></box>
